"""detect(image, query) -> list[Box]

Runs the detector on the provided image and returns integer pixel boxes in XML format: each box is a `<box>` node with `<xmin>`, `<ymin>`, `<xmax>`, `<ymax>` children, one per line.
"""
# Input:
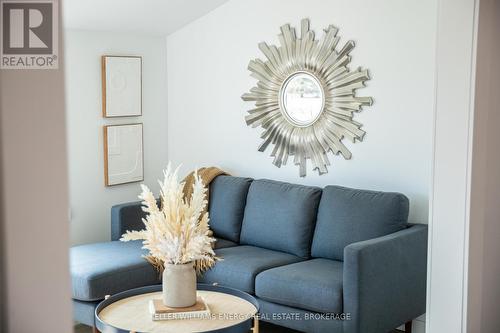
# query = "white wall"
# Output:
<box><xmin>65</xmin><ymin>30</ymin><xmax>168</xmax><ymax>245</ymax></box>
<box><xmin>166</xmin><ymin>0</ymin><xmax>437</xmax><ymax>225</ymax></box>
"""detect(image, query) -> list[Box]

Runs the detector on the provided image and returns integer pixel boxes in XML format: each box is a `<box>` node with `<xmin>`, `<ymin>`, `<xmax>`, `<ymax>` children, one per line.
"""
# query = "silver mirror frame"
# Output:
<box><xmin>242</xmin><ymin>18</ymin><xmax>373</xmax><ymax>177</ymax></box>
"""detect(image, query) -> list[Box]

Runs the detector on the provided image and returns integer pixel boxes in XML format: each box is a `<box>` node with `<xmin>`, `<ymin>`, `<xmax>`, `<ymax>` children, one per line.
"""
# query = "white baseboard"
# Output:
<box><xmin>412</xmin><ymin>320</ymin><xmax>426</xmax><ymax>333</ymax></box>
<box><xmin>397</xmin><ymin>314</ymin><xmax>426</xmax><ymax>332</ymax></box>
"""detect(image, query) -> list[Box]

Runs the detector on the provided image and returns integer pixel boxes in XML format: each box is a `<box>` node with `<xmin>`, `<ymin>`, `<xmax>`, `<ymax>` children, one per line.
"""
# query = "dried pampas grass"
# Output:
<box><xmin>120</xmin><ymin>163</ymin><xmax>218</xmax><ymax>274</ymax></box>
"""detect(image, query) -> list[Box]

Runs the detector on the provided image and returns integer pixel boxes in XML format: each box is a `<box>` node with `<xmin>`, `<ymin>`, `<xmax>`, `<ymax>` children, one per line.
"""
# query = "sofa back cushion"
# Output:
<box><xmin>240</xmin><ymin>179</ymin><xmax>322</xmax><ymax>258</ymax></box>
<box><xmin>311</xmin><ymin>185</ymin><xmax>409</xmax><ymax>261</ymax></box>
<box><xmin>208</xmin><ymin>176</ymin><xmax>253</xmax><ymax>242</ymax></box>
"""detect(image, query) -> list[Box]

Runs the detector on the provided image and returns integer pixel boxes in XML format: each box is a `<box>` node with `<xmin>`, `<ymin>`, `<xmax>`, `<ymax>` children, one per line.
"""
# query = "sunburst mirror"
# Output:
<box><xmin>242</xmin><ymin>18</ymin><xmax>373</xmax><ymax>177</ymax></box>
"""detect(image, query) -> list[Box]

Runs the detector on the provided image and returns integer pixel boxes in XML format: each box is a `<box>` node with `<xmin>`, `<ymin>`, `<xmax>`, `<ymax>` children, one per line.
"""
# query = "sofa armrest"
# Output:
<box><xmin>343</xmin><ymin>224</ymin><xmax>428</xmax><ymax>333</ymax></box>
<box><xmin>110</xmin><ymin>201</ymin><xmax>146</xmax><ymax>241</ymax></box>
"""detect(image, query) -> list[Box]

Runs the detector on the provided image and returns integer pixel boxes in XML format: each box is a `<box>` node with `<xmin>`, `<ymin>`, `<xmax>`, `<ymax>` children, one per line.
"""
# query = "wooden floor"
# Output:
<box><xmin>75</xmin><ymin>323</ymin><xmax>404</xmax><ymax>333</ymax></box>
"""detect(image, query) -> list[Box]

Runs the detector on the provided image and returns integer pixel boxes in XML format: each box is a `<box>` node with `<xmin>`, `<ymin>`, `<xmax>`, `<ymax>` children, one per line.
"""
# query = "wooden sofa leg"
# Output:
<box><xmin>253</xmin><ymin>316</ymin><xmax>259</xmax><ymax>333</ymax></box>
<box><xmin>405</xmin><ymin>321</ymin><xmax>412</xmax><ymax>333</ymax></box>
<box><xmin>92</xmin><ymin>326</ymin><xmax>100</xmax><ymax>333</ymax></box>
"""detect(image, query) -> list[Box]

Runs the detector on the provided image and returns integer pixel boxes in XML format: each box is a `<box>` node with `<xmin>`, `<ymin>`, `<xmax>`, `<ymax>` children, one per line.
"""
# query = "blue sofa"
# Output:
<box><xmin>71</xmin><ymin>176</ymin><xmax>427</xmax><ymax>333</ymax></box>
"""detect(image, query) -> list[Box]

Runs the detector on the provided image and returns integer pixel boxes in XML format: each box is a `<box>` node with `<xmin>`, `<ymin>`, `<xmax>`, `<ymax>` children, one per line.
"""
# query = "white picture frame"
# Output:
<box><xmin>103</xmin><ymin>123</ymin><xmax>144</xmax><ymax>186</ymax></box>
<box><xmin>102</xmin><ymin>55</ymin><xmax>142</xmax><ymax>117</ymax></box>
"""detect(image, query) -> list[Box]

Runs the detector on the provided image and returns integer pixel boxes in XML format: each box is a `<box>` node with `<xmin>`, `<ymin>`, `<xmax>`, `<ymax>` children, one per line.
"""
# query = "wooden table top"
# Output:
<box><xmin>98</xmin><ymin>289</ymin><xmax>258</xmax><ymax>333</ymax></box>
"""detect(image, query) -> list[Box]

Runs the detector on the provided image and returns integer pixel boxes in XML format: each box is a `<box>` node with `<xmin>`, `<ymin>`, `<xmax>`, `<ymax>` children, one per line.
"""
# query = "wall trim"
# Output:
<box><xmin>426</xmin><ymin>0</ymin><xmax>479</xmax><ymax>332</ymax></box>
<box><xmin>462</xmin><ymin>0</ymin><xmax>481</xmax><ymax>329</ymax></box>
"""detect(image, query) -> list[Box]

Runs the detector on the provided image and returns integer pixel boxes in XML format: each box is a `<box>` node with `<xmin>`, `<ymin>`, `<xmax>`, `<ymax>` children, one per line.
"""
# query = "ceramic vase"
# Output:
<box><xmin>162</xmin><ymin>262</ymin><xmax>196</xmax><ymax>307</ymax></box>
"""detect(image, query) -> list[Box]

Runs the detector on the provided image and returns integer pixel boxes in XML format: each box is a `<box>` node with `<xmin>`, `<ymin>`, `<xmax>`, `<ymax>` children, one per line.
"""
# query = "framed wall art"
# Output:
<box><xmin>103</xmin><ymin>123</ymin><xmax>144</xmax><ymax>186</ymax></box>
<box><xmin>102</xmin><ymin>55</ymin><xmax>142</xmax><ymax>117</ymax></box>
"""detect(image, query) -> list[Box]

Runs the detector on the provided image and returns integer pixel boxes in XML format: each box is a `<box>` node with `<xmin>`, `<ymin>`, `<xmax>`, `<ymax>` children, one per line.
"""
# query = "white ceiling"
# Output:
<box><xmin>63</xmin><ymin>0</ymin><xmax>230</xmax><ymax>36</ymax></box>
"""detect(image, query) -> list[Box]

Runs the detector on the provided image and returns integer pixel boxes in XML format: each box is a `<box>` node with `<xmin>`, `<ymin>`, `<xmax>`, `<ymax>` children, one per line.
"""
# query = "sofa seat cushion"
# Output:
<box><xmin>255</xmin><ymin>258</ymin><xmax>343</xmax><ymax>314</ymax></box>
<box><xmin>214</xmin><ymin>237</ymin><xmax>238</xmax><ymax>249</ymax></box>
<box><xmin>311</xmin><ymin>186</ymin><xmax>409</xmax><ymax>261</ymax></box>
<box><xmin>198</xmin><ymin>245</ymin><xmax>303</xmax><ymax>294</ymax></box>
<box><xmin>240</xmin><ymin>179</ymin><xmax>322</xmax><ymax>258</ymax></box>
<box><xmin>70</xmin><ymin>241</ymin><xmax>159</xmax><ymax>301</ymax></box>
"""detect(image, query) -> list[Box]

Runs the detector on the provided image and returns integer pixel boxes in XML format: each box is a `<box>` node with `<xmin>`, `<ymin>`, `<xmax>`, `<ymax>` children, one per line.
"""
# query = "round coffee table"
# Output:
<box><xmin>95</xmin><ymin>284</ymin><xmax>259</xmax><ymax>333</ymax></box>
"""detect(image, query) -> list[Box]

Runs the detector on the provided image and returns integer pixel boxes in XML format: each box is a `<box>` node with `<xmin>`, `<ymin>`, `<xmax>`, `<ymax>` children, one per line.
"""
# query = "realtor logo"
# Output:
<box><xmin>1</xmin><ymin>0</ymin><xmax>58</xmax><ymax>69</ymax></box>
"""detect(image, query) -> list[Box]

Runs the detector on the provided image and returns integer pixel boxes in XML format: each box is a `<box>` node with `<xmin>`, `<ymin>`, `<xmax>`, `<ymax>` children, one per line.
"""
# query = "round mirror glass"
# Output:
<box><xmin>280</xmin><ymin>72</ymin><xmax>325</xmax><ymax>126</ymax></box>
